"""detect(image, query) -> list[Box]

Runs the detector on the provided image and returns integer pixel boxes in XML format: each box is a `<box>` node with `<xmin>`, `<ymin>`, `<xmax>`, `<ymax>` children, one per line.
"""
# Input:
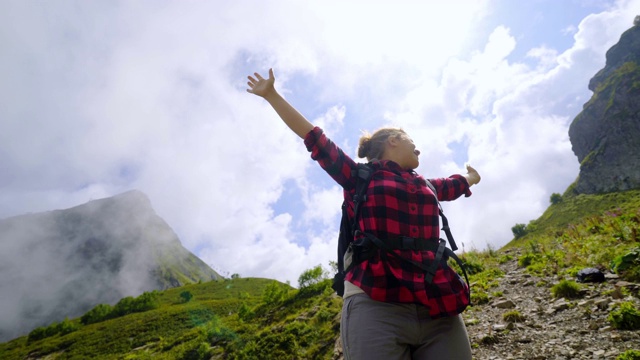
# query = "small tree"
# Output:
<box><xmin>180</xmin><ymin>290</ymin><xmax>194</xmax><ymax>303</ymax></box>
<box><xmin>262</xmin><ymin>281</ymin><xmax>287</xmax><ymax>305</ymax></box>
<box><xmin>550</xmin><ymin>193</ymin><xmax>562</xmax><ymax>205</ymax></box>
<box><xmin>238</xmin><ymin>302</ymin><xmax>253</xmax><ymax>321</ymax></box>
<box><xmin>511</xmin><ymin>223</ymin><xmax>528</xmax><ymax>239</ymax></box>
<box><xmin>81</xmin><ymin>303</ymin><xmax>113</xmax><ymax>325</ymax></box>
<box><xmin>298</xmin><ymin>265</ymin><xmax>326</xmax><ymax>289</ymax></box>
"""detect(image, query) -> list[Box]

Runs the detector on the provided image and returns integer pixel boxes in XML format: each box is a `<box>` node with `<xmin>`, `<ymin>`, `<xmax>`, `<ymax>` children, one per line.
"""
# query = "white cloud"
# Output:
<box><xmin>1</xmin><ymin>0</ymin><xmax>640</xmax><ymax>292</ymax></box>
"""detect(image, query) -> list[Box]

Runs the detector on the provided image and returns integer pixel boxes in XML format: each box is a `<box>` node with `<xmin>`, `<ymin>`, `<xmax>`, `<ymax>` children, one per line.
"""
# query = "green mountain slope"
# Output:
<box><xmin>0</xmin><ymin>277</ymin><xmax>320</xmax><ymax>360</ymax></box>
<box><xmin>0</xmin><ymin>190</ymin><xmax>222</xmax><ymax>342</ymax></box>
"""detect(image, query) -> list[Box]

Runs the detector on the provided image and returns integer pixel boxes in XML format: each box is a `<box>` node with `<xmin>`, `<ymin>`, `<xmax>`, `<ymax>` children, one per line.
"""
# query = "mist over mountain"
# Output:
<box><xmin>0</xmin><ymin>190</ymin><xmax>221</xmax><ymax>342</ymax></box>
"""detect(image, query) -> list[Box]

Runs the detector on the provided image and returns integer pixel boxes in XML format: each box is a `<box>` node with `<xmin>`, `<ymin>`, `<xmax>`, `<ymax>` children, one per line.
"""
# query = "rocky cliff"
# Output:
<box><xmin>568</xmin><ymin>24</ymin><xmax>640</xmax><ymax>194</ymax></box>
<box><xmin>0</xmin><ymin>190</ymin><xmax>221</xmax><ymax>342</ymax></box>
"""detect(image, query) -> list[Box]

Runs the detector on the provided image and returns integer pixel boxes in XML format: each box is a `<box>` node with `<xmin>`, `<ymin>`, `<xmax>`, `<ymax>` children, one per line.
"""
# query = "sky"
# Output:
<box><xmin>1</xmin><ymin>0</ymin><xmax>639</xmax><ymax>286</ymax></box>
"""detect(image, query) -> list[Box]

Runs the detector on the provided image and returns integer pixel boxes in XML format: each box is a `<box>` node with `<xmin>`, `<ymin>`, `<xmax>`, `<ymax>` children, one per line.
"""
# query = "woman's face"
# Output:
<box><xmin>395</xmin><ymin>133</ymin><xmax>421</xmax><ymax>170</ymax></box>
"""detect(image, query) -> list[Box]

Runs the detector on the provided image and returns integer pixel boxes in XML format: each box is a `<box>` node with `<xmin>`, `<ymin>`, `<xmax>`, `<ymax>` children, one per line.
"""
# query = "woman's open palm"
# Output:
<box><xmin>247</xmin><ymin>68</ymin><xmax>275</xmax><ymax>98</ymax></box>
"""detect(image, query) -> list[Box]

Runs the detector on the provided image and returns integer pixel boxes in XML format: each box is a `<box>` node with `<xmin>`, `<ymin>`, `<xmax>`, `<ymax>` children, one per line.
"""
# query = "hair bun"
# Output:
<box><xmin>358</xmin><ymin>134</ymin><xmax>372</xmax><ymax>158</ymax></box>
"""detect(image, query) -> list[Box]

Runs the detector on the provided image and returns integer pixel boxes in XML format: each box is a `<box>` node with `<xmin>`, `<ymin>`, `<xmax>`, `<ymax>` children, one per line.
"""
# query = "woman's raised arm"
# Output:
<box><xmin>247</xmin><ymin>68</ymin><xmax>314</xmax><ymax>139</ymax></box>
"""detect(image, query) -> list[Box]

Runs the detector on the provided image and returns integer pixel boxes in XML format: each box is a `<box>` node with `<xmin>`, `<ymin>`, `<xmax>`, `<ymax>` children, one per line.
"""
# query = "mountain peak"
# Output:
<box><xmin>568</xmin><ymin>24</ymin><xmax>640</xmax><ymax>194</ymax></box>
<box><xmin>0</xmin><ymin>190</ymin><xmax>220</xmax><ymax>342</ymax></box>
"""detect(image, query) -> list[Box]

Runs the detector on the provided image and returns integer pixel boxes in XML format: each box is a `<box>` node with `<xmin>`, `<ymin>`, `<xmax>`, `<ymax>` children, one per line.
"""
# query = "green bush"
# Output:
<box><xmin>81</xmin><ymin>303</ymin><xmax>113</xmax><ymax>325</ymax></box>
<box><xmin>238</xmin><ymin>302</ymin><xmax>253</xmax><ymax>322</ymax></box>
<box><xmin>512</xmin><ymin>224</ymin><xmax>528</xmax><ymax>239</ymax></box>
<box><xmin>180</xmin><ymin>291</ymin><xmax>194</xmax><ymax>303</ymax></box>
<box><xmin>461</xmin><ymin>257</ymin><xmax>484</xmax><ymax>275</ymax></box>
<box><xmin>518</xmin><ymin>253</ymin><xmax>537</xmax><ymax>268</ymax></box>
<box><xmin>298</xmin><ymin>265</ymin><xmax>326</xmax><ymax>289</ymax></box>
<box><xmin>617</xmin><ymin>349</ymin><xmax>640</xmax><ymax>360</ymax></box>
<box><xmin>80</xmin><ymin>291</ymin><xmax>160</xmax><ymax>325</ymax></box>
<box><xmin>498</xmin><ymin>254</ymin><xmax>513</xmax><ymax>264</ymax></box>
<box><xmin>262</xmin><ymin>281</ymin><xmax>288</xmax><ymax>305</ymax></box>
<box><xmin>27</xmin><ymin>326</ymin><xmax>49</xmax><ymax>342</ymax></box>
<box><xmin>27</xmin><ymin>317</ymin><xmax>80</xmax><ymax>342</ymax></box>
<box><xmin>205</xmin><ymin>317</ymin><xmax>238</xmax><ymax>346</ymax></box>
<box><xmin>608</xmin><ymin>302</ymin><xmax>640</xmax><ymax>330</ymax></box>
<box><xmin>551</xmin><ymin>280</ymin><xmax>582</xmax><ymax>299</ymax></box>
<box><xmin>57</xmin><ymin>317</ymin><xmax>81</xmax><ymax>335</ymax></box>
<box><xmin>611</xmin><ymin>248</ymin><xmax>640</xmax><ymax>281</ymax></box>
<box><xmin>182</xmin><ymin>342</ymin><xmax>212</xmax><ymax>360</ymax></box>
<box><xmin>502</xmin><ymin>310</ymin><xmax>525</xmax><ymax>323</ymax></box>
<box><xmin>471</xmin><ymin>291</ymin><xmax>489</xmax><ymax>305</ymax></box>
<box><xmin>550</xmin><ymin>193</ymin><xmax>562</xmax><ymax>205</ymax></box>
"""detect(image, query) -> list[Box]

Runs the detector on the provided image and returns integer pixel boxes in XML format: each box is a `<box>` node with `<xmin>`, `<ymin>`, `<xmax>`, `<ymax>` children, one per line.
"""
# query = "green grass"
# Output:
<box><xmin>503</xmin><ymin>188</ymin><xmax>640</xmax><ymax>279</ymax></box>
<box><xmin>0</xmin><ymin>277</ymin><xmax>344</xmax><ymax>360</ymax></box>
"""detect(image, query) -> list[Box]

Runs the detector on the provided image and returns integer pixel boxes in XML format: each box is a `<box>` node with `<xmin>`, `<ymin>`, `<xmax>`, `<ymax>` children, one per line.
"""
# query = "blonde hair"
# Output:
<box><xmin>357</xmin><ymin>127</ymin><xmax>406</xmax><ymax>162</ymax></box>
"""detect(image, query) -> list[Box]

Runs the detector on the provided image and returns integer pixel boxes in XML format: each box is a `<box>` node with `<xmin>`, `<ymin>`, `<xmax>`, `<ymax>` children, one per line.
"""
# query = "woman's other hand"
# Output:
<box><xmin>464</xmin><ymin>164</ymin><xmax>481</xmax><ymax>186</ymax></box>
<box><xmin>247</xmin><ymin>68</ymin><xmax>276</xmax><ymax>98</ymax></box>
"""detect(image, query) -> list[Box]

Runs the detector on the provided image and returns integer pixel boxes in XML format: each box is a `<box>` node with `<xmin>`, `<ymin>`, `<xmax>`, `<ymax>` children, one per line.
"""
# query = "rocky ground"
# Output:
<box><xmin>333</xmin><ymin>249</ymin><xmax>640</xmax><ymax>360</ymax></box>
<box><xmin>466</xmin><ymin>249</ymin><xmax>640</xmax><ymax>360</ymax></box>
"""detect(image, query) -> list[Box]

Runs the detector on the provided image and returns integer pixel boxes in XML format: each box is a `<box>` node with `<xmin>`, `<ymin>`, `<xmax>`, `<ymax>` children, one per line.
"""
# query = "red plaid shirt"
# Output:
<box><xmin>304</xmin><ymin>127</ymin><xmax>472</xmax><ymax>318</ymax></box>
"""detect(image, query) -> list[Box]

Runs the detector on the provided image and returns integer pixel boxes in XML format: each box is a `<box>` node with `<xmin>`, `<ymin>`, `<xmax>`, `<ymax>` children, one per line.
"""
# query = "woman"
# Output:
<box><xmin>247</xmin><ymin>68</ymin><xmax>480</xmax><ymax>360</ymax></box>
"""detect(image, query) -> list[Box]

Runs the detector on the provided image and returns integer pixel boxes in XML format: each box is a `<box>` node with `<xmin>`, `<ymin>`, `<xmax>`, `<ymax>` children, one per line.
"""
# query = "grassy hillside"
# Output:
<box><xmin>1</xmin><ymin>188</ymin><xmax>639</xmax><ymax>359</ymax></box>
<box><xmin>502</xmin><ymin>186</ymin><xmax>640</xmax><ymax>280</ymax></box>
<box><xmin>0</xmin><ymin>274</ymin><xmax>342</xmax><ymax>360</ymax></box>
<box><xmin>510</xmin><ymin>186</ymin><xmax>640</xmax><ymax>244</ymax></box>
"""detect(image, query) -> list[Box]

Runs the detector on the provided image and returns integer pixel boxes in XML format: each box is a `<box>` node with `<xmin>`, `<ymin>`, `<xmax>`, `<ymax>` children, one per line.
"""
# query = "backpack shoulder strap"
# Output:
<box><xmin>351</xmin><ymin>163</ymin><xmax>374</xmax><ymax>233</ymax></box>
<box><xmin>425</xmin><ymin>180</ymin><xmax>458</xmax><ymax>251</ymax></box>
<box><xmin>335</xmin><ymin>164</ymin><xmax>375</xmax><ymax>272</ymax></box>
<box><xmin>333</xmin><ymin>163</ymin><xmax>375</xmax><ymax>296</ymax></box>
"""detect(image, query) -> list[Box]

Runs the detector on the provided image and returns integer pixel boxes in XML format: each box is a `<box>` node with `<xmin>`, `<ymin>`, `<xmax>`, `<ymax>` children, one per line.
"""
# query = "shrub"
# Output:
<box><xmin>502</xmin><ymin>310</ymin><xmax>525</xmax><ymax>323</ymax></box>
<box><xmin>27</xmin><ymin>317</ymin><xmax>80</xmax><ymax>342</ymax></box>
<box><xmin>262</xmin><ymin>281</ymin><xmax>288</xmax><ymax>305</ymax></box>
<box><xmin>608</xmin><ymin>302</ymin><xmax>640</xmax><ymax>330</ymax></box>
<box><xmin>57</xmin><ymin>317</ymin><xmax>80</xmax><ymax>335</ymax></box>
<box><xmin>498</xmin><ymin>254</ymin><xmax>513</xmax><ymax>264</ymax></box>
<box><xmin>238</xmin><ymin>302</ymin><xmax>253</xmax><ymax>322</ymax></box>
<box><xmin>183</xmin><ymin>342</ymin><xmax>212</xmax><ymax>360</ymax></box>
<box><xmin>27</xmin><ymin>326</ymin><xmax>49</xmax><ymax>342</ymax></box>
<box><xmin>81</xmin><ymin>303</ymin><xmax>113</xmax><ymax>325</ymax></box>
<box><xmin>205</xmin><ymin>317</ymin><xmax>238</xmax><ymax>346</ymax></box>
<box><xmin>110</xmin><ymin>291</ymin><xmax>160</xmax><ymax>318</ymax></box>
<box><xmin>511</xmin><ymin>224</ymin><xmax>528</xmax><ymax>239</ymax></box>
<box><xmin>479</xmin><ymin>334</ymin><xmax>499</xmax><ymax>345</ymax></box>
<box><xmin>551</xmin><ymin>280</ymin><xmax>582</xmax><ymax>299</ymax></box>
<box><xmin>518</xmin><ymin>253</ymin><xmax>537</xmax><ymax>268</ymax></box>
<box><xmin>611</xmin><ymin>248</ymin><xmax>640</xmax><ymax>281</ymax></box>
<box><xmin>617</xmin><ymin>349</ymin><xmax>640</xmax><ymax>360</ymax></box>
<box><xmin>180</xmin><ymin>291</ymin><xmax>194</xmax><ymax>303</ymax></box>
<box><xmin>461</xmin><ymin>257</ymin><xmax>484</xmax><ymax>275</ymax></box>
<box><xmin>550</xmin><ymin>193</ymin><xmax>562</xmax><ymax>205</ymax></box>
<box><xmin>80</xmin><ymin>291</ymin><xmax>160</xmax><ymax>325</ymax></box>
<box><xmin>298</xmin><ymin>265</ymin><xmax>326</xmax><ymax>289</ymax></box>
<box><xmin>471</xmin><ymin>291</ymin><xmax>489</xmax><ymax>305</ymax></box>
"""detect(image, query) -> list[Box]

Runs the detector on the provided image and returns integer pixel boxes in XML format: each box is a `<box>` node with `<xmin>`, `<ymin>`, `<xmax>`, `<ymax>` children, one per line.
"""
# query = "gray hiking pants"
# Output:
<box><xmin>341</xmin><ymin>293</ymin><xmax>472</xmax><ymax>360</ymax></box>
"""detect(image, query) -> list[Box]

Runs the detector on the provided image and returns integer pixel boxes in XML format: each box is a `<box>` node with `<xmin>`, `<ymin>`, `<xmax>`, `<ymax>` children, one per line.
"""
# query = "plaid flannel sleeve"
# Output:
<box><xmin>304</xmin><ymin>127</ymin><xmax>358</xmax><ymax>191</ymax></box>
<box><xmin>429</xmin><ymin>174</ymin><xmax>472</xmax><ymax>201</ymax></box>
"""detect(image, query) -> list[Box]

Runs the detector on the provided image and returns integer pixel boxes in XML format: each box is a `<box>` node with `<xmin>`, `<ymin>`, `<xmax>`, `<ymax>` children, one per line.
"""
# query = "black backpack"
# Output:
<box><xmin>331</xmin><ymin>163</ymin><xmax>470</xmax><ymax>301</ymax></box>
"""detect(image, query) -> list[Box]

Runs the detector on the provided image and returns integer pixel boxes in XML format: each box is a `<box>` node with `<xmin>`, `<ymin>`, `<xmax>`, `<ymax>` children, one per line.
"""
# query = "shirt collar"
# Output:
<box><xmin>370</xmin><ymin>159</ymin><xmax>415</xmax><ymax>176</ymax></box>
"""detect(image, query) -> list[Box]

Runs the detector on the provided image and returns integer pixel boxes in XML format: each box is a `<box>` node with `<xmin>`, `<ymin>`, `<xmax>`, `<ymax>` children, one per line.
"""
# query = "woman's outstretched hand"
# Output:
<box><xmin>465</xmin><ymin>164</ymin><xmax>481</xmax><ymax>186</ymax></box>
<box><xmin>247</xmin><ymin>68</ymin><xmax>276</xmax><ymax>98</ymax></box>
<box><xmin>244</xmin><ymin>68</ymin><xmax>314</xmax><ymax>139</ymax></box>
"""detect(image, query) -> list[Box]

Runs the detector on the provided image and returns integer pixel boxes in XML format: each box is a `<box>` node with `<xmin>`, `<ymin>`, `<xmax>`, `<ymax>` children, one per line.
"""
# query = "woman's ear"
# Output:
<box><xmin>387</xmin><ymin>135</ymin><xmax>400</xmax><ymax>148</ymax></box>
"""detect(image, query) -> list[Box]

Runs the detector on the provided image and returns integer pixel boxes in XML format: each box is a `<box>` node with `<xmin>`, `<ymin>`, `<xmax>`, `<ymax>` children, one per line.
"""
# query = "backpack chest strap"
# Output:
<box><xmin>383</xmin><ymin>236</ymin><xmax>442</xmax><ymax>251</ymax></box>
